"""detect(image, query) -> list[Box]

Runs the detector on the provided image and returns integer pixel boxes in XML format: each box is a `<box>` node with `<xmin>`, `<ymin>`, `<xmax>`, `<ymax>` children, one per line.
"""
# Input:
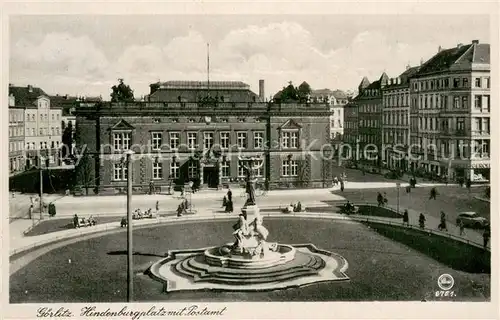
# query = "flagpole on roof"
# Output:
<box><xmin>207</xmin><ymin>43</ymin><xmax>210</xmax><ymax>96</ymax></box>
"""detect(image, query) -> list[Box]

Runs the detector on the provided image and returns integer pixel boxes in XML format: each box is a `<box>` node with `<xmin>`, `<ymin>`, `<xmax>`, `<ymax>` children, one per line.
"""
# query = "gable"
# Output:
<box><xmin>279</xmin><ymin>119</ymin><xmax>302</xmax><ymax>130</ymax></box>
<box><xmin>111</xmin><ymin>119</ymin><xmax>135</xmax><ymax>130</ymax></box>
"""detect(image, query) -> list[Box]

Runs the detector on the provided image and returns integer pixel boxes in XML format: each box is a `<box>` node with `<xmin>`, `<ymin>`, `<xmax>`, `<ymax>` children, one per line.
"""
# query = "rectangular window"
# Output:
<box><xmin>281</xmin><ymin>160</ymin><xmax>290</xmax><ymax>176</ymax></box>
<box><xmin>483</xmin><ymin>118</ymin><xmax>490</xmax><ymax>134</ymax></box>
<box><xmin>151</xmin><ymin>132</ymin><xmax>162</xmax><ymax>150</ymax></box>
<box><xmin>238</xmin><ymin>161</ymin><xmax>246</xmax><ymax>177</ymax></box>
<box><xmin>457</xmin><ymin>118</ymin><xmax>465</xmax><ymax>131</ymax></box>
<box><xmin>454</xmin><ymin>97</ymin><xmax>460</xmax><ymax>108</ymax></box>
<box><xmin>237</xmin><ymin>132</ymin><xmax>247</xmax><ymax>149</ymax></box>
<box><xmin>474</xmin><ymin>118</ymin><xmax>482</xmax><ymax>131</ymax></box>
<box><xmin>453</xmin><ymin>78</ymin><xmax>460</xmax><ymax>88</ymax></box>
<box><xmin>220</xmin><ymin>132</ymin><xmax>230</xmax><ymax>149</ymax></box>
<box><xmin>188</xmin><ymin>161</ymin><xmax>197</xmax><ymax>179</ymax></box>
<box><xmin>462</xmin><ymin>96</ymin><xmax>468</xmax><ymax>108</ymax></box>
<box><xmin>462</xmin><ymin>78</ymin><xmax>468</xmax><ymax>88</ymax></box>
<box><xmin>475</xmin><ymin>78</ymin><xmax>481</xmax><ymax>88</ymax></box>
<box><xmin>52</xmin><ymin>114</ymin><xmax>55</xmax><ymax>120</ymax></box>
<box><xmin>113</xmin><ymin>163</ymin><xmax>127</xmax><ymax>181</ymax></box>
<box><xmin>254</xmin><ymin>132</ymin><xmax>264</xmax><ymax>149</ymax></box>
<box><xmin>474</xmin><ymin>95</ymin><xmax>482</xmax><ymax>109</ymax></box>
<box><xmin>169</xmin><ymin>132</ymin><xmax>180</xmax><ymax>150</ymax></box>
<box><xmin>221</xmin><ymin>161</ymin><xmax>230</xmax><ymax>178</ymax></box>
<box><xmin>444</xmin><ymin>78</ymin><xmax>449</xmax><ymax>88</ymax></box>
<box><xmin>254</xmin><ymin>159</ymin><xmax>264</xmax><ymax>177</ymax></box>
<box><xmin>486</xmin><ymin>77</ymin><xmax>490</xmax><ymax>88</ymax></box>
<box><xmin>290</xmin><ymin>160</ymin><xmax>298</xmax><ymax>176</ymax></box>
<box><xmin>290</xmin><ymin>131</ymin><xmax>299</xmax><ymax>148</ymax></box>
<box><xmin>204</xmin><ymin>132</ymin><xmax>214</xmax><ymax>149</ymax></box>
<box><xmin>152</xmin><ymin>162</ymin><xmax>163</xmax><ymax>180</ymax></box>
<box><xmin>170</xmin><ymin>161</ymin><xmax>180</xmax><ymax>179</ymax></box>
<box><xmin>113</xmin><ymin>132</ymin><xmax>131</xmax><ymax>151</ymax></box>
<box><xmin>187</xmin><ymin>132</ymin><xmax>197</xmax><ymax>149</ymax></box>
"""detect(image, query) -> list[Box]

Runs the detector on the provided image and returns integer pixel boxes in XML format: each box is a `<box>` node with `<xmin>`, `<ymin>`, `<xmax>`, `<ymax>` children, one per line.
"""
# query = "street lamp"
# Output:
<box><xmin>123</xmin><ymin>150</ymin><xmax>134</xmax><ymax>302</ymax></box>
<box><xmin>188</xmin><ymin>180</ymin><xmax>194</xmax><ymax>214</ymax></box>
<box><xmin>396</xmin><ymin>182</ymin><xmax>401</xmax><ymax>215</ymax></box>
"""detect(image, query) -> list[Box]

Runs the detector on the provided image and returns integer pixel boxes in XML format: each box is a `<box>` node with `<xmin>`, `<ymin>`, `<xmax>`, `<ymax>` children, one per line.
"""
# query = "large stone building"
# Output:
<box><xmin>381</xmin><ymin>66</ymin><xmax>420</xmax><ymax>170</ymax></box>
<box><xmin>8</xmin><ymin>93</ymin><xmax>25</xmax><ymax>175</ymax></box>
<box><xmin>344</xmin><ymin>74</ymin><xmax>387</xmax><ymax>167</ymax></box>
<box><xmin>74</xmin><ymin>80</ymin><xmax>331</xmax><ymax>194</ymax></box>
<box><xmin>409</xmin><ymin>40</ymin><xmax>490</xmax><ymax>181</ymax></box>
<box><xmin>8</xmin><ymin>85</ymin><xmax>63</xmax><ymax>169</ymax></box>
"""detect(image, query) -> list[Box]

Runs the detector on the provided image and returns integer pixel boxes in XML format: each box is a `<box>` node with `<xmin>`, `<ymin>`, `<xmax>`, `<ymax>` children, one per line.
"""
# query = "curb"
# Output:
<box><xmin>9</xmin><ymin>206</ymin><xmax>489</xmax><ymax>257</ymax></box>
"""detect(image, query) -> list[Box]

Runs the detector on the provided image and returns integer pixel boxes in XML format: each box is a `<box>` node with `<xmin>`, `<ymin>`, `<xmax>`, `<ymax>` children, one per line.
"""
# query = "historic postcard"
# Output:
<box><xmin>3</xmin><ymin>1</ymin><xmax>498</xmax><ymax>319</ymax></box>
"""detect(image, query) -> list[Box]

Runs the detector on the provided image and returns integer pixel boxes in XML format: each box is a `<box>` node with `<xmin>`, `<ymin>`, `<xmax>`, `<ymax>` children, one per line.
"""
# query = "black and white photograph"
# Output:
<box><xmin>4</xmin><ymin>2</ymin><xmax>497</xmax><ymax>319</ymax></box>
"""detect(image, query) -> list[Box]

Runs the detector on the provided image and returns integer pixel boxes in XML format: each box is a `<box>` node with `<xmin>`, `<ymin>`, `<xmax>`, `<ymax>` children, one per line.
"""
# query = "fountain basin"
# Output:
<box><xmin>204</xmin><ymin>243</ymin><xmax>296</xmax><ymax>269</ymax></box>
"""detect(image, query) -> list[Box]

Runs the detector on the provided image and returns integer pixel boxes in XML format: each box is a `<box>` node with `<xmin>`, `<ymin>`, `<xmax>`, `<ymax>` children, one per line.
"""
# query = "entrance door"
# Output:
<box><xmin>203</xmin><ymin>166</ymin><xmax>219</xmax><ymax>188</ymax></box>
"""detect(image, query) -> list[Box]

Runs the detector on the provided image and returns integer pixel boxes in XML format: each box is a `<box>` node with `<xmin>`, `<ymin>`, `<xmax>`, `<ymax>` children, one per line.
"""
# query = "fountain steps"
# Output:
<box><xmin>172</xmin><ymin>252</ymin><xmax>326</xmax><ymax>285</ymax></box>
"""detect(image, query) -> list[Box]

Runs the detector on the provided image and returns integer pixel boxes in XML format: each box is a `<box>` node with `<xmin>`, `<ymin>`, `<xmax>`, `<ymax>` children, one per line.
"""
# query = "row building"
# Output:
<box><xmin>74</xmin><ymin>80</ymin><xmax>333</xmax><ymax>194</ymax></box>
<box><xmin>344</xmin><ymin>39</ymin><xmax>490</xmax><ymax>181</ymax></box>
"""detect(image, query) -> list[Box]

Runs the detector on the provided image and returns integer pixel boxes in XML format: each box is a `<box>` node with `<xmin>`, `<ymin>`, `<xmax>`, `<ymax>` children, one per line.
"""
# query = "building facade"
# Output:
<box><xmin>381</xmin><ymin>66</ymin><xmax>419</xmax><ymax>170</ymax></box>
<box><xmin>310</xmin><ymin>89</ymin><xmax>348</xmax><ymax>140</ymax></box>
<box><xmin>75</xmin><ymin>81</ymin><xmax>331</xmax><ymax>194</ymax></box>
<box><xmin>8</xmin><ymin>93</ymin><xmax>25</xmax><ymax>174</ymax></box>
<box><xmin>409</xmin><ymin>40</ymin><xmax>490</xmax><ymax>180</ymax></box>
<box><xmin>9</xmin><ymin>85</ymin><xmax>63</xmax><ymax>168</ymax></box>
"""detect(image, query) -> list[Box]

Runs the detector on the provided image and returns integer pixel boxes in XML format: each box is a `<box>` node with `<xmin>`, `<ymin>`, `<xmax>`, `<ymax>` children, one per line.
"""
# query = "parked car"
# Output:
<box><xmin>456</xmin><ymin>212</ymin><xmax>489</xmax><ymax>229</ymax></box>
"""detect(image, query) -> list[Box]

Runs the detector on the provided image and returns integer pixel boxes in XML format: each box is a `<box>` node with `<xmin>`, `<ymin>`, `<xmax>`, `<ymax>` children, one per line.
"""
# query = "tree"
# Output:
<box><xmin>111</xmin><ymin>78</ymin><xmax>134</xmax><ymax>102</ymax></box>
<box><xmin>297</xmin><ymin>81</ymin><xmax>312</xmax><ymax>102</ymax></box>
<box><xmin>279</xmin><ymin>81</ymin><xmax>299</xmax><ymax>102</ymax></box>
<box><xmin>76</xmin><ymin>153</ymin><xmax>93</xmax><ymax>196</ymax></box>
<box><xmin>61</xmin><ymin>121</ymin><xmax>74</xmax><ymax>160</ymax></box>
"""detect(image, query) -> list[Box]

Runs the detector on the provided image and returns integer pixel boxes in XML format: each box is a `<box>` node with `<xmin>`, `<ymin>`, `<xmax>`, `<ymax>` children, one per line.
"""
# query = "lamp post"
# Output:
<box><xmin>188</xmin><ymin>181</ymin><xmax>194</xmax><ymax>214</ymax></box>
<box><xmin>124</xmin><ymin>150</ymin><xmax>134</xmax><ymax>302</ymax></box>
<box><xmin>39</xmin><ymin>156</ymin><xmax>44</xmax><ymax>221</ymax></box>
<box><xmin>396</xmin><ymin>182</ymin><xmax>401</xmax><ymax>215</ymax></box>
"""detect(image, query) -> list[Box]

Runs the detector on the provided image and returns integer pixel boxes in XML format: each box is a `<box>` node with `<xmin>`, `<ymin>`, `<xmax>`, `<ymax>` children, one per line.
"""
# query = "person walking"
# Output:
<box><xmin>466</xmin><ymin>179</ymin><xmax>471</xmax><ymax>192</ymax></box>
<box><xmin>418</xmin><ymin>213</ymin><xmax>426</xmax><ymax>229</ymax></box>
<box><xmin>483</xmin><ymin>227</ymin><xmax>490</xmax><ymax>249</ymax></box>
<box><xmin>459</xmin><ymin>221</ymin><xmax>465</xmax><ymax>236</ymax></box>
<box><xmin>155</xmin><ymin>200</ymin><xmax>159</xmax><ymax>217</ymax></box>
<box><xmin>377</xmin><ymin>192</ymin><xmax>384</xmax><ymax>207</ymax></box>
<box><xmin>227</xmin><ymin>188</ymin><xmax>233</xmax><ymax>202</ymax></box>
<box><xmin>429</xmin><ymin>187</ymin><xmax>437</xmax><ymax>200</ymax></box>
<box><xmin>438</xmin><ymin>211</ymin><xmax>448</xmax><ymax>231</ymax></box>
<box><xmin>28</xmin><ymin>204</ymin><xmax>33</xmax><ymax>220</ymax></box>
<box><xmin>340</xmin><ymin>180</ymin><xmax>345</xmax><ymax>192</ymax></box>
<box><xmin>403</xmin><ymin>209</ymin><xmax>409</xmax><ymax>227</ymax></box>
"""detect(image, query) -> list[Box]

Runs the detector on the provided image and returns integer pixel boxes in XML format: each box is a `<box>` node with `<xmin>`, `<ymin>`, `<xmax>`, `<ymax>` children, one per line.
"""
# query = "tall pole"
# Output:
<box><xmin>396</xmin><ymin>182</ymin><xmax>400</xmax><ymax>215</ymax></box>
<box><xmin>207</xmin><ymin>43</ymin><xmax>210</xmax><ymax>93</ymax></box>
<box><xmin>126</xmin><ymin>151</ymin><xmax>134</xmax><ymax>302</ymax></box>
<box><xmin>39</xmin><ymin>159</ymin><xmax>43</xmax><ymax>221</ymax></box>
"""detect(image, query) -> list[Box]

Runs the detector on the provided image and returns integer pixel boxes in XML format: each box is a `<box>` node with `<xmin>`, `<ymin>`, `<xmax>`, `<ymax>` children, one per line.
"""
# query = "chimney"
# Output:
<box><xmin>472</xmin><ymin>39</ymin><xmax>479</xmax><ymax>45</ymax></box>
<box><xmin>27</xmin><ymin>85</ymin><xmax>33</xmax><ymax>92</ymax></box>
<box><xmin>259</xmin><ymin>79</ymin><xmax>265</xmax><ymax>102</ymax></box>
<box><xmin>438</xmin><ymin>45</ymin><xmax>442</xmax><ymax>53</ymax></box>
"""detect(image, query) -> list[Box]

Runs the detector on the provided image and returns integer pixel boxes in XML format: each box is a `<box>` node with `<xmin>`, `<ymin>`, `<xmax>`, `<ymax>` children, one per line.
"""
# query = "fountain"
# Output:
<box><xmin>147</xmin><ymin>157</ymin><xmax>350</xmax><ymax>292</ymax></box>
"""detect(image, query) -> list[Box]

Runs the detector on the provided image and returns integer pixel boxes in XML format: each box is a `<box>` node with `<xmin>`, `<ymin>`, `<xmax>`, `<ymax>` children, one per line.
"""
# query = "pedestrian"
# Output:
<box><xmin>222</xmin><ymin>195</ymin><xmax>228</xmax><ymax>208</ymax></box>
<box><xmin>227</xmin><ymin>188</ymin><xmax>232</xmax><ymax>202</ymax></box>
<box><xmin>483</xmin><ymin>228</ymin><xmax>490</xmax><ymax>249</ymax></box>
<box><xmin>333</xmin><ymin>176</ymin><xmax>338</xmax><ymax>186</ymax></box>
<box><xmin>340</xmin><ymin>180</ymin><xmax>344</xmax><ymax>192</ymax></box>
<box><xmin>377</xmin><ymin>192</ymin><xmax>383</xmax><ymax>206</ymax></box>
<box><xmin>438</xmin><ymin>211</ymin><xmax>448</xmax><ymax>231</ymax></box>
<box><xmin>466</xmin><ymin>179</ymin><xmax>471</xmax><ymax>192</ymax></box>
<box><xmin>418</xmin><ymin>213</ymin><xmax>426</xmax><ymax>229</ymax></box>
<box><xmin>28</xmin><ymin>204</ymin><xmax>33</xmax><ymax>219</ymax></box>
<box><xmin>73</xmin><ymin>214</ymin><xmax>79</xmax><ymax>228</ymax></box>
<box><xmin>459</xmin><ymin>221</ymin><xmax>465</xmax><ymax>236</ymax></box>
<box><xmin>155</xmin><ymin>200</ymin><xmax>159</xmax><ymax>216</ymax></box>
<box><xmin>429</xmin><ymin>187</ymin><xmax>437</xmax><ymax>200</ymax></box>
<box><xmin>149</xmin><ymin>180</ymin><xmax>155</xmax><ymax>195</ymax></box>
<box><xmin>403</xmin><ymin>209</ymin><xmax>409</xmax><ymax>227</ymax></box>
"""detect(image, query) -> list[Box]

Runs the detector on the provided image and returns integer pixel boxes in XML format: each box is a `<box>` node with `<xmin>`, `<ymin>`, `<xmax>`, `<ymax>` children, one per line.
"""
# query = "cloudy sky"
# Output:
<box><xmin>10</xmin><ymin>15</ymin><xmax>489</xmax><ymax>99</ymax></box>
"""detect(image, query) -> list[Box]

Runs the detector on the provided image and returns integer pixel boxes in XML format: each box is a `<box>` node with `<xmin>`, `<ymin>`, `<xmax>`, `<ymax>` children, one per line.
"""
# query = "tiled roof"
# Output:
<box><xmin>311</xmin><ymin>89</ymin><xmax>333</xmax><ymax>96</ymax></box>
<box><xmin>156</xmin><ymin>81</ymin><xmax>250</xmax><ymax>90</ymax></box>
<box><xmin>9</xmin><ymin>85</ymin><xmax>48</xmax><ymax>106</ymax></box>
<box><xmin>332</xmin><ymin>90</ymin><xmax>348</xmax><ymax>99</ymax></box>
<box><xmin>365</xmin><ymin>80</ymin><xmax>381</xmax><ymax>90</ymax></box>
<box><xmin>415</xmin><ymin>43</ymin><xmax>489</xmax><ymax>76</ymax></box>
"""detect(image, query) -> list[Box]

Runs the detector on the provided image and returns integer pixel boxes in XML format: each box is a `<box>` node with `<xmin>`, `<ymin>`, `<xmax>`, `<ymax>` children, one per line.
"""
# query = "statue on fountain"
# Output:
<box><xmin>230</xmin><ymin>157</ymin><xmax>277</xmax><ymax>258</ymax></box>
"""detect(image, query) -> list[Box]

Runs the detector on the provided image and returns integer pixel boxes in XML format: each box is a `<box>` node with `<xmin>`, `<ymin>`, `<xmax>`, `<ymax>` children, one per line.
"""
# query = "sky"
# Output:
<box><xmin>9</xmin><ymin>15</ymin><xmax>490</xmax><ymax>100</ymax></box>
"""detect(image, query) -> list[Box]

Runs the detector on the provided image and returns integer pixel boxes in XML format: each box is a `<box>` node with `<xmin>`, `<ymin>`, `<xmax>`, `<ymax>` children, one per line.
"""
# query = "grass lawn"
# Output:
<box><xmin>11</xmin><ymin>218</ymin><xmax>490</xmax><ymax>302</ymax></box>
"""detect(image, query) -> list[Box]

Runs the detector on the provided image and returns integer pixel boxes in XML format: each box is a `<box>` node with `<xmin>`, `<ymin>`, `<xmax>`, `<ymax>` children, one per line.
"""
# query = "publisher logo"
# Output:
<box><xmin>437</xmin><ymin>274</ymin><xmax>454</xmax><ymax>291</ymax></box>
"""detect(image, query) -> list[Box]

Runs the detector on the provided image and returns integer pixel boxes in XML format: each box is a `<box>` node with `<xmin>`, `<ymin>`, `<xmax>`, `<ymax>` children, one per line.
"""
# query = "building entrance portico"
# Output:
<box><xmin>202</xmin><ymin>165</ymin><xmax>219</xmax><ymax>188</ymax></box>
